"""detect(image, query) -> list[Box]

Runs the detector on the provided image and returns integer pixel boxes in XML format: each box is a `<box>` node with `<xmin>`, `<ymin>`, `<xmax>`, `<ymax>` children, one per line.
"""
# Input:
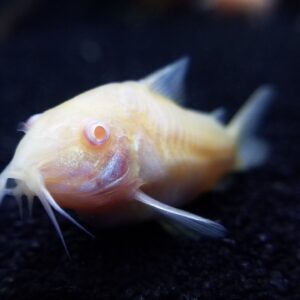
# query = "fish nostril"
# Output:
<box><xmin>5</xmin><ymin>178</ymin><xmax>18</xmax><ymax>189</ymax></box>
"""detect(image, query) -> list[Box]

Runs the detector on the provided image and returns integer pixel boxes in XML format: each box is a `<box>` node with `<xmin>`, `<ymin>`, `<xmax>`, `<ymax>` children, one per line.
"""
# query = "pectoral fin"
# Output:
<box><xmin>134</xmin><ymin>191</ymin><xmax>226</xmax><ymax>239</ymax></box>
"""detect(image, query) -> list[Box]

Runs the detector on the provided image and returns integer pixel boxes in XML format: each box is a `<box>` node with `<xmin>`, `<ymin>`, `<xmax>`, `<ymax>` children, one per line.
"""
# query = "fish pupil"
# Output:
<box><xmin>94</xmin><ymin>125</ymin><xmax>106</xmax><ymax>141</ymax></box>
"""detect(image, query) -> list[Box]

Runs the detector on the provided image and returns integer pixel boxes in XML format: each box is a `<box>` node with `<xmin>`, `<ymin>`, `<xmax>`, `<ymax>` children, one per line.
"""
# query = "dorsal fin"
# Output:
<box><xmin>140</xmin><ymin>56</ymin><xmax>190</xmax><ymax>105</ymax></box>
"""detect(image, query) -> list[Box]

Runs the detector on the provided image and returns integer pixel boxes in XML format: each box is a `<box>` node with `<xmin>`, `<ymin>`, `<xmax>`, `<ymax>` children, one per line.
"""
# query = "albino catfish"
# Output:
<box><xmin>0</xmin><ymin>58</ymin><xmax>273</xmax><ymax>253</ymax></box>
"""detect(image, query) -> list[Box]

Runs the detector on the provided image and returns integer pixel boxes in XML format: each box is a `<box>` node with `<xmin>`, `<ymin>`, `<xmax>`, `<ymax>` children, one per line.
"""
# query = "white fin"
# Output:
<box><xmin>140</xmin><ymin>57</ymin><xmax>190</xmax><ymax>105</ymax></box>
<box><xmin>134</xmin><ymin>191</ymin><xmax>226</xmax><ymax>239</ymax></box>
<box><xmin>227</xmin><ymin>85</ymin><xmax>274</xmax><ymax>170</ymax></box>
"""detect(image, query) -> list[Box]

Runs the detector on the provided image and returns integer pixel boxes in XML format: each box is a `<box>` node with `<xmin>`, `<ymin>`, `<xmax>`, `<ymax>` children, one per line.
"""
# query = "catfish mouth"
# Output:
<box><xmin>41</xmin><ymin>159</ymin><xmax>142</xmax><ymax>216</ymax></box>
<box><xmin>0</xmin><ymin>165</ymin><xmax>94</xmax><ymax>256</ymax></box>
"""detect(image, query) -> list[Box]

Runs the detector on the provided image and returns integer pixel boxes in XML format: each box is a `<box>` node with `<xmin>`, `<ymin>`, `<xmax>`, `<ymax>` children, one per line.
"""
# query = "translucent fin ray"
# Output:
<box><xmin>228</xmin><ymin>85</ymin><xmax>274</xmax><ymax>138</ymax></box>
<box><xmin>227</xmin><ymin>85</ymin><xmax>275</xmax><ymax>170</ymax></box>
<box><xmin>140</xmin><ymin>57</ymin><xmax>190</xmax><ymax>105</ymax></box>
<box><xmin>134</xmin><ymin>191</ymin><xmax>226</xmax><ymax>239</ymax></box>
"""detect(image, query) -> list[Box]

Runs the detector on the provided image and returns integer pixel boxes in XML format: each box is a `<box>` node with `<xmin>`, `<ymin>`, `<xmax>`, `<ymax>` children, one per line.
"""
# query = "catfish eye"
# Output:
<box><xmin>84</xmin><ymin>121</ymin><xmax>110</xmax><ymax>145</ymax></box>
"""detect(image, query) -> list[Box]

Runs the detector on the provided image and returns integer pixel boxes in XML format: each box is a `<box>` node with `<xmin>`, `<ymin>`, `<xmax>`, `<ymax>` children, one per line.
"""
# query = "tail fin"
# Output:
<box><xmin>227</xmin><ymin>85</ymin><xmax>274</xmax><ymax>171</ymax></box>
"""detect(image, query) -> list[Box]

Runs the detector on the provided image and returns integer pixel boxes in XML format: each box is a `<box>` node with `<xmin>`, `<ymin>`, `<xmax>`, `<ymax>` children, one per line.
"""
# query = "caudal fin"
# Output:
<box><xmin>227</xmin><ymin>85</ymin><xmax>275</xmax><ymax>171</ymax></box>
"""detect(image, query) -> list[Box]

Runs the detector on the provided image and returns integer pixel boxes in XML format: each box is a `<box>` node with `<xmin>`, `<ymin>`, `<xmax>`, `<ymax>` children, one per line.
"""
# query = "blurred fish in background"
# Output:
<box><xmin>0</xmin><ymin>0</ymin><xmax>299</xmax><ymax>41</ymax></box>
<box><xmin>197</xmin><ymin>0</ymin><xmax>278</xmax><ymax>18</ymax></box>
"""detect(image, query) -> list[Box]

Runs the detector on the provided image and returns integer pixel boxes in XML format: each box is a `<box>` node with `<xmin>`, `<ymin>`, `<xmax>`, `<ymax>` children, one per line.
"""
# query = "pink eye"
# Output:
<box><xmin>84</xmin><ymin>121</ymin><xmax>110</xmax><ymax>145</ymax></box>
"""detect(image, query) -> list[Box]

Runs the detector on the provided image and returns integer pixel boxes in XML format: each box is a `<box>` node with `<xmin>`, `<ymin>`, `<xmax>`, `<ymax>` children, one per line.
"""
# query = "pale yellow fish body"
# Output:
<box><xmin>30</xmin><ymin>82</ymin><xmax>234</xmax><ymax>222</ymax></box>
<box><xmin>68</xmin><ymin>82</ymin><xmax>235</xmax><ymax>222</ymax></box>
<box><xmin>110</xmin><ymin>82</ymin><xmax>236</xmax><ymax>205</ymax></box>
<box><xmin>0</xmin><ymin>58</ymin><xmax>272</xmax><ymax>247</ymax></box>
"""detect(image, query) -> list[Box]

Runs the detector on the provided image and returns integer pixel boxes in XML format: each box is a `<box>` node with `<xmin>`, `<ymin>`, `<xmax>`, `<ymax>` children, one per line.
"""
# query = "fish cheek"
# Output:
<box><xmin>74</xmin><ymin>136</ymin><xmax>133</xmax><ymax>195</ymax></box>
<box><xmin>98</xmin><ymin>142</ymin><xmax>131</xmax><ymax>188</ymax></box>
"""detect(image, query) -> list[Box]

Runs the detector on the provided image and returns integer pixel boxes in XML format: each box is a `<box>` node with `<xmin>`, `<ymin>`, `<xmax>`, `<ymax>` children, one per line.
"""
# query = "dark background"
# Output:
<box><xmin>0</xmin><ymin>1</ymin><xmax>299</xmax><ymax>299</ymax></box>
